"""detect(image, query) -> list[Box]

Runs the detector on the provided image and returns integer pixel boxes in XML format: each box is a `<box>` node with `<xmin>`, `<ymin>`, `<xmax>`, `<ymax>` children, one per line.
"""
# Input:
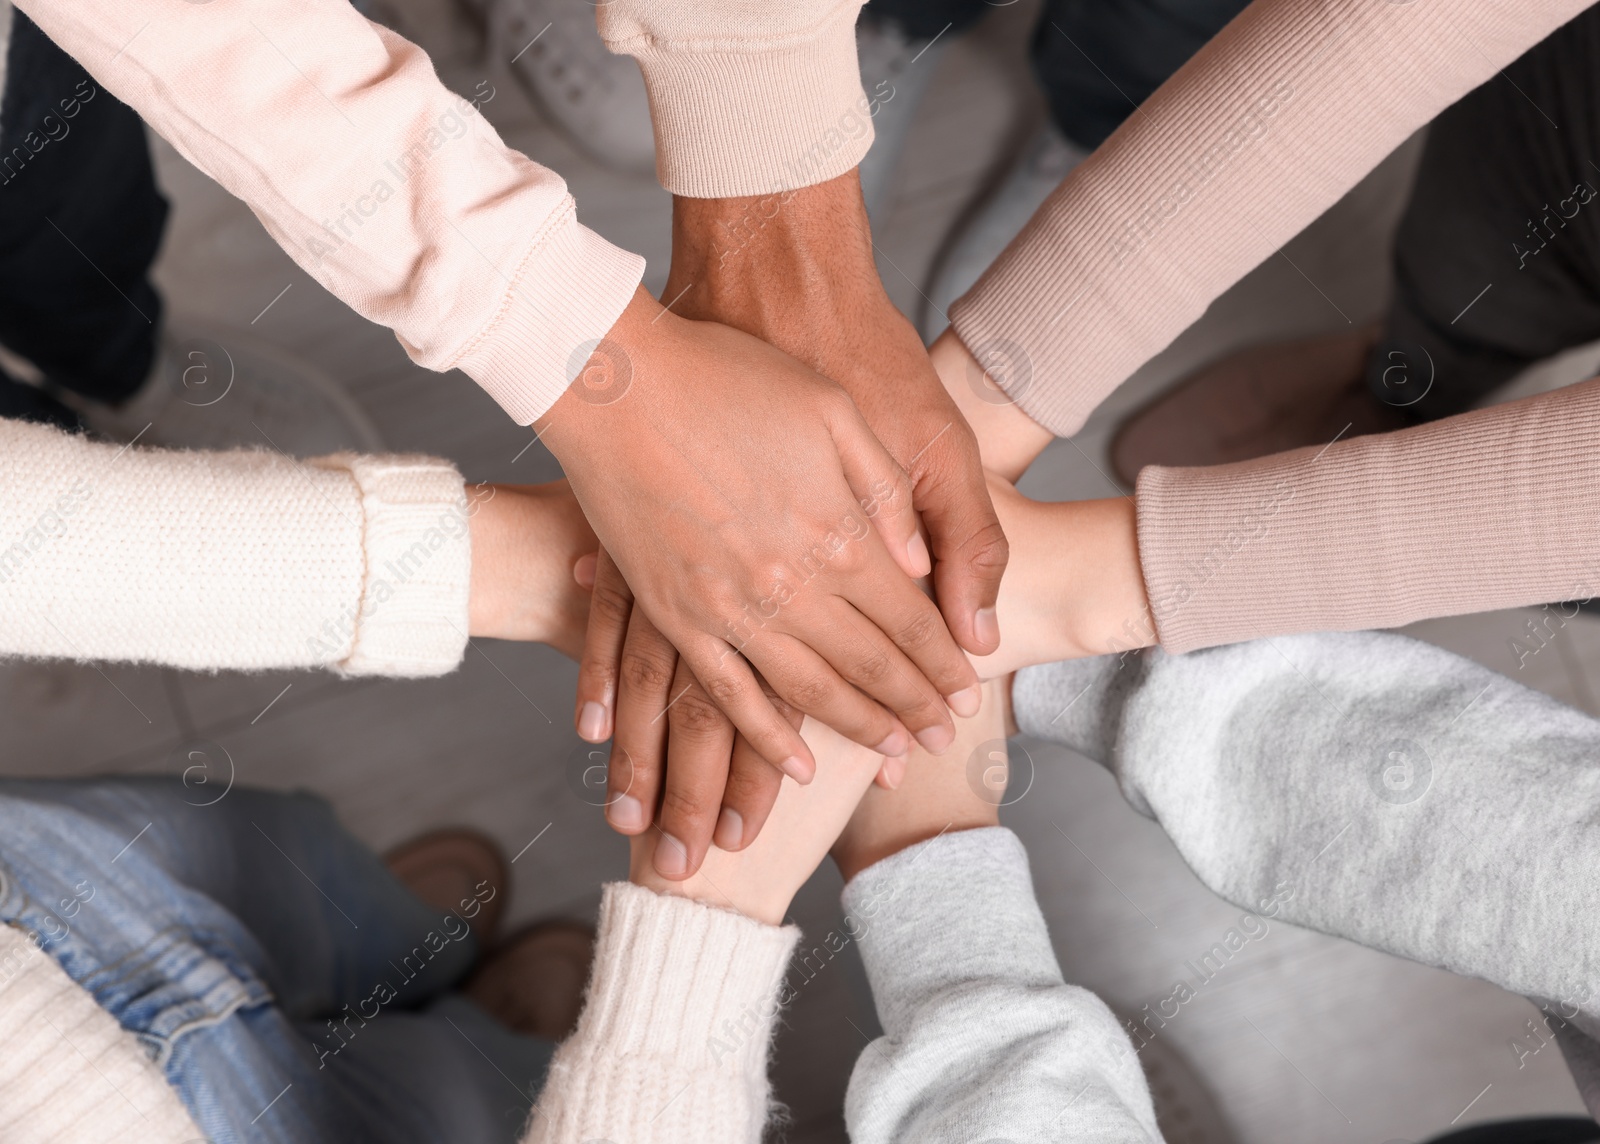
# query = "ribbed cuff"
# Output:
<box><xmin>600</xmin><ymin>0</ymin><xmax>872</xmax><ymax>197</ymax></box>
<box><xmin>453</xmin><ymin>202</ymin><xmax>645</xmax><ymax>426</ymax></box>
<box><xmin>528</xmin><ymin>883</ymin><xmax>798</xmax><ymax>1142</ymax></box>
<box><xmin>311</xmin><ymin>454</ymin><xmax>470</xmax><ymax>677</ymax></box>
<box><xmin>842</xmin><ymin>828</ymin><xmax>1061</xmax><ymax>1034</ymax></box>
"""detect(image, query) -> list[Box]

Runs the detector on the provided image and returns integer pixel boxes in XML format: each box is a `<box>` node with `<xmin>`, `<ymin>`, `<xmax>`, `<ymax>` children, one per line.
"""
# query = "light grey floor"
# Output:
<box><xmin>6</xmin><ymin>0</ymin><xmax>1594</xmax><ymax>1140</ymax></box>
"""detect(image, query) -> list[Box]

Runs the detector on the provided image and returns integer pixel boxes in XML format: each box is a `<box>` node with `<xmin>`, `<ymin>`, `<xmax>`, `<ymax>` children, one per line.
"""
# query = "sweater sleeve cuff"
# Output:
<box><xmin>599</xmin><ymin>0</ymin><xmax>873</xmax><ymax>197</ymax></box>
<box><xmin>310</xmin><ymin>453</ymin><xmax>470</xmax><ymax>677</ymax></box>
<box><xmin>841</xmin><ymin>827</ymin><xmax>1062</xmax><ymax>1032</ymax></box>
<box><xmin>452</xmin><ymin>205</ymin><xmax>645</xmax><ymax>425</ymax></box>
<box><xmin>528</xmin><ymin>883</ymin><xmax>797</xmax><ymax>1141</ymax></box>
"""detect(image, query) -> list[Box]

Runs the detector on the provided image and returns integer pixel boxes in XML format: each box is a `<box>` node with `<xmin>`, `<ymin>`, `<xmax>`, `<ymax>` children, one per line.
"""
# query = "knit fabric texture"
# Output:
<box><xmin>0</xmin><ymin>419</ymin><xmax>470</xmax><ymax>675</ymax></box>
<box><xmin>600</xmin><ymin>0</ymin><xmax>874</xmax><ymax>197</ymax></box>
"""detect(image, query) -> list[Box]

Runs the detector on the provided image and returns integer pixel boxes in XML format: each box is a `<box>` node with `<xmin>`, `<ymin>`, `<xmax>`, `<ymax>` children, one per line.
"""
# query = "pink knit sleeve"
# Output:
<box><xmin>13</xmin><ymin>0</ymin><xmax>643</xmax><ymax>426</ymax></box>
<box><xmin>1136</xmin><ymin>378</ymin><xmax>1600</xmax><ymax>653</ymax></box>
<box><xmin>598</xmin><ymin>0</ymin><xmax>874</xmax><ymax>197</ymax></box>
<box><xmin>949</xmin><ymin>0</ymin><xmax>1590</xmax><ymax>437</ymax></box>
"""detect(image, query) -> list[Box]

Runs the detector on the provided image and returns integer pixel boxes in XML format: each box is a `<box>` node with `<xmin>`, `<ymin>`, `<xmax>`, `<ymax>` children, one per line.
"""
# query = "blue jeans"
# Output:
<box><xmin>0</xmin><ymin>778</ymin><xmax>554</xmax><ymax>1144</ymax></box>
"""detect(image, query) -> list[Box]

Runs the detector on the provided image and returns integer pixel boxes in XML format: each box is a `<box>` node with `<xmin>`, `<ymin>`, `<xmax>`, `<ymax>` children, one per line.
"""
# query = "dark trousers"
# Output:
<box><xmin>1371</xmin><ymin>5</ymin><xmax>1600</xmax><ymax>419</ymax></box>
<box><xmin>863</xmin><ymin>0</ymin><xmax>1252</xmax><ymax>151</ymax></box>
<box><xmin>0</xmin><ymin>11</ymin><xmax>168</xmax><ymax>427</ymax></box>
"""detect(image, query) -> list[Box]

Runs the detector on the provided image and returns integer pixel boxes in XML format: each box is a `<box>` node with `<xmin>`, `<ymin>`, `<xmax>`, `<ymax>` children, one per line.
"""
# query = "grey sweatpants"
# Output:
<box><xmin>1014</xmin><ymin>630</ymin><xmax>1600</xmax><ymax>1117</ymax></box>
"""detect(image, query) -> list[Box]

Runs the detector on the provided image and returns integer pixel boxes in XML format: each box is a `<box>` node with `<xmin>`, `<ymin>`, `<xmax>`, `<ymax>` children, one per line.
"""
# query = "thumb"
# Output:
<box><xmin>826</xmin><ymin>396</ymin><xmax>931</xmax><ymax>580</ymax></box>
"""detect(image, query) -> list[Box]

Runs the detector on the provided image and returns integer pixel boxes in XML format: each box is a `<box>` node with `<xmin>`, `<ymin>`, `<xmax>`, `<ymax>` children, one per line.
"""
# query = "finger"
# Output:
<box><xmin>747</xmin><ymin>631</ymin><xmax>913</xmax><ymax>758</ymax></box>
<box><xmin>822</xmin><ymin>393</ymin><xmax>931</xmax><ymax>580</ymax></box>
<box><xmin>574</xmin><ymin>548</ymin><xmax>631</xmax><ymax>742</ymax></box>
<box><xmin>916</xmin><ymin>426</ymin><xmax>1010</xmax><ymax>656</ymax></box>
<box><xmin>715</xmin><ymin>685</ymin><xmax>804</xmax><ymax>852</ymax></box>
<box><xmin>676</xmin><ymin>636</ymin><xmax>816</xmax><ymax>783</ymax></box>
<box><xmin>606</xmin><ymin>608</ymin><xmax>678</xmax><ymax>836</ymax></box>
<box><xmin>874</xmin><ymin>753</ymin><xmax>906</xmax><ymax>790</ymax></box>
<box><xmin>655</xmin><ymin>663</ymin><xmax>735</xmax><ymax>880</ymax></box>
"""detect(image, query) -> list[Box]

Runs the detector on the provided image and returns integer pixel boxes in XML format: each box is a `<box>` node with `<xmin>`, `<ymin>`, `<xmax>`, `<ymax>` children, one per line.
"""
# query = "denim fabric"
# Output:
<box><xmin>0</xmin><ymin>779</ymin><xmax>553</xmax><ymax>1144</ymax></box>
<box><xmin>863</xmin><ymin>0</ymin><xmax>1250</xmax><ymax>148</ymax></box>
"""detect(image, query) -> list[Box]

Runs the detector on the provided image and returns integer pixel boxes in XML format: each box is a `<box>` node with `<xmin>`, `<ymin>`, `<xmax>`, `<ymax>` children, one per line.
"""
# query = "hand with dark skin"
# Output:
<box><xmin>542</xmin><ymin>284</ymin><xmax>982</xmax><ymax>880</ymax></box>
<box><xmin>573</xmin><ymin>172</ymin><xmax>1007</xmax><ymax>880</ymax></box>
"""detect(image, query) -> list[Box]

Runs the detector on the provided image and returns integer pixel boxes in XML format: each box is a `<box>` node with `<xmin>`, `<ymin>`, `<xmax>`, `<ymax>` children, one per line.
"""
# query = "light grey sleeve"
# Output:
<box><xmin>1012</xmin><ymin>631</ymin><xmax>1600</xmax><ymax>1116</ymax></box>
<box><xmin>840</xmin><ymin>826</ymin><xmax>1164</xmax><ymax>1144</ymax></box>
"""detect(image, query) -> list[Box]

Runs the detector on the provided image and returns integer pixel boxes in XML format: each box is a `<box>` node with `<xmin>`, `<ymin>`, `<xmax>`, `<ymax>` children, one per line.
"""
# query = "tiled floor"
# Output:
<box><xmin>5</xmin><ymin>0</ymin><xmax>1595</xmax><ymax>1140</ymax></box>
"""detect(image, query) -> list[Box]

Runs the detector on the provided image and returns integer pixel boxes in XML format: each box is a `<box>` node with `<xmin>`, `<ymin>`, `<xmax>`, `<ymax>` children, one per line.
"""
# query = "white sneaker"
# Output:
<box><xmin>82</xmin><ymin>323</ymin><xmax>384</xmax><ymax>458</ymax></box>
<box><xmin>920</xmin><ymin>122</ymin><xmax>1087</xmax><ymax>340</ymax></box>
<box><xmin>490</xmin><ymin>0</ymin><xmax>655</xmax><ymax>175</ymax></box>
<box><xmin>855</xmin><ymin>18</ymin><xmax>951</xmax><ymax>226</ymax></box>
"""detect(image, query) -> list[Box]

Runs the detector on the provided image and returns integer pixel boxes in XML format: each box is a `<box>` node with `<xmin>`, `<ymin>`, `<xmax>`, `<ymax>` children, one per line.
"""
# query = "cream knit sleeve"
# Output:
<box><xmin>522</xmin><ymin>882</ymin><xmax>797</xmax><ymax>1144</ymax></box>
<box><xmin>0</xmin><ymin>420</ymin><xmax>470</xmax><ymax>677</ymax></box>
<box><xmin>951</xmin><ymin>0</ymin><xmax>1590</xmax><ymax>437</ymax></box>
<box><xmin>597</xmin><ymin>0</ymin><xmax>874</xmax><ymax>197</ymax></box>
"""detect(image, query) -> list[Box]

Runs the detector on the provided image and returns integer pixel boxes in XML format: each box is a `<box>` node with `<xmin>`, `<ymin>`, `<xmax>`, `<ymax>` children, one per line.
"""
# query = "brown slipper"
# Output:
<box><xmin>1110</xmin><ymin>324</ymin><xmax>1409</xmax><ymax>486</ymax></box>
<box><xmin>383</xmin><ymin>828</ymin><xmax>508</xmax><ymax>945</ymax></box>
<box><xmin>462</xmin><ymin>920</ymin><xmax>597</xmax><ymax>1041</ymax></box>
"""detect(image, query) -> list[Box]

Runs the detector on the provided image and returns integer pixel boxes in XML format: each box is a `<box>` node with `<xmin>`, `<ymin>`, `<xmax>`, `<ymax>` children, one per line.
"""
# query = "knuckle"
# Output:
<box><xmin>701</xmin><ymin>671</ymin><xmax>746</xmax><ymax>710</ymax></box>
<box><xmin>621</xmin><ymin>649</ymin><xmax>674</xmax><ymax>693</ymax></box>
<box><xmin>588</xmin><ymin>580</ymin><xmax>633</xmax><ymax>628</ymax></box>
<box><xmin>669</xmin><ymin>690</ymin><xmax>729</xmax><ymax>737</ymax></box>
<box><xmin>893</xmin><ymin>609</ymin><xmax>943</xmax><ymax>652</ymax></box>
<box><xmin>851</xmin><ymin>650</ymin><xmax>894</xmax><ymax>687</ymax></box>
<box><xmin>659</xmin><ymin>783</ymin><xmax>716</xmax><ymax>826</ymax></box>
<box><xmin>963</xmin><ymin>521</ymin><xmax>1011</xmax><ymax>579</ymax></box>
<box><xmin>780</xmin><ymin>672</ymin><xmax>834</xmax><ymax>713</ymax></box>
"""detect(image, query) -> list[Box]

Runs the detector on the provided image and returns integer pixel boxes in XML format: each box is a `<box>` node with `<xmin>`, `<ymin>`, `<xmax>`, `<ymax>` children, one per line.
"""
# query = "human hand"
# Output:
<box><xmin>630</xmin><ymin>715</ymin><xmax>889</xmax><ymax>925</ymax></box>
<box><xmin>665</xmin><ymin>171</ymin><xmax>1009</xmax><ymax>656</ymax></box>
<box><xmin>928</xmin><ymin>327</ymin><xmax>1053</xmax><ymax>484</ymax></box>
<box><xmin>540</xmin><ymin>286</ymin><xmax>978</xmax><ymax>780</ymax></box>
<box><xmin>466</xmin><ymin>480</ymin><xmax>596</xmax><ymax>657</ymax></box>
<box><xmin>832</xmin><ymin>676</ymin><xmax>1007</xmax><ymax>884</ymax></box>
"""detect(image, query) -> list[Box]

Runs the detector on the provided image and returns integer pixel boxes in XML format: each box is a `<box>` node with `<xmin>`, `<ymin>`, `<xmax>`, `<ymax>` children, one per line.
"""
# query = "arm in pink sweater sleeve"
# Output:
<box><xmin>13</xmin><ymin>0</ymin><xmax>643</xmax><ymax>425</ymax></box>
<box><xmin>950</xmin><ymin>0</ymin><xmax>1590</xmax><ymax>437</ymax></box>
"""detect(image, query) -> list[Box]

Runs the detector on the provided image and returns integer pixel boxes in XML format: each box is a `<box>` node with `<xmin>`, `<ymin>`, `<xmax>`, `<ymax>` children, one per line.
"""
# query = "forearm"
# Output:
<box><xmin>1137</xmin><ymin>376</ymin><xmax>1600</xmax><ymax>652</ymax></box>
<box><xmin>0</xmin><ymin>420</ymin><xmax>468</xmax><ymax>676</ymax></box>
<box><xmin>1011</xmin><ymin>632</ymin><xmax>1600</xmax><ymax>1071</ymax></box>
<box><xmin>951</xmin><ymin>0</ymin><xmax>1590</xmax><ymax>436</ymax></box>
<box><xmin>842</xmin><ymin>828</ymin><xmax>1161</xmax><ymax>1143</ymax></box>
<box><xmin>15</xmin><ymin>0</ymin><xmax>642</xmax><ymax>424</ymax></box>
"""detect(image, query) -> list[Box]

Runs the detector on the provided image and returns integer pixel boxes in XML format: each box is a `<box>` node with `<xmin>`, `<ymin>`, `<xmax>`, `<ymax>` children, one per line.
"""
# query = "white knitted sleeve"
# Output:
<box><xmin>522</xmin><ymin>882</ymin><xmax>798</xmax><ymax>1144</ymax></box>
<box><xmin>0</xmin><ymin>420</ymin><xmax>469</xmax><ymax>676</ymax></box>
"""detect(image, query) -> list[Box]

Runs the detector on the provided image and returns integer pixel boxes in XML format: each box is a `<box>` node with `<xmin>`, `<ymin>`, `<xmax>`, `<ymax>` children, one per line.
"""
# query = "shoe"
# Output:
<box><xmin>80</xmin><ymin>322</ymin><xmax>384</xmax><ymax>457</ymax></box>
<box><xmin>855</xmin><ymin>17</ymin><xmax>952</xmax><ymax>225</ymax></box>
<box><xmin>919</xmin><ymin>121</ymin><xmax>1088</xmax><ymax>340</ymax></box>
<box><xmin>1421</xmin><ymin>1118</ymin><xmax>1600</xmax><ymax>1143</ymax></box>
<box><xmin>1109</xmin><ymin>325</ymin><xmax>1411</xmax><ymax>486</ymax></box>
<box><xmin>463</xmin><ymin>920</ymin><xmax>596</xmax><ymax>1040</ymax></box>
<box><xmin>1113</xmin><ymin>1011</ymin><xmax>1236</xmax><ymax>1144</ymax></box>
<box><xmin>490</xmin><ymin>0</ymin><xmax>655</xmax><ymax>175</ymax></box>
<box><xmin>384</xmin><ymin>828</ymin><xmax>509</xmax><ymax>944</ymax></box>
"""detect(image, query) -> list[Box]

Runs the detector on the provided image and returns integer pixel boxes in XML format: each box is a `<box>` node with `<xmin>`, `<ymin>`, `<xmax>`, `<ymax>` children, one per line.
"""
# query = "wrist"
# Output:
<box><xmin>630</xmin><ymin>834</ymin><xmax>794</xmax><ymax>926</ymax></box>
<box><xmin>466</xmin><ymin>482</ymin><xmax>596</xmax><ymax>654</ymax></box>
<box><xmin>929</xmin><ymin>328</ymin><xmax>1053</xmax><ymax>482</ymax></box>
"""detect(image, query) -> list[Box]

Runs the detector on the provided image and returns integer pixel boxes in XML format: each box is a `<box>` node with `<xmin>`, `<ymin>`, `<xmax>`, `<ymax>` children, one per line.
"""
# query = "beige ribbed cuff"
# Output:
<box><xmin>525</xmin><ymin>882</ymin><xmax>798</xmax><ymax>1143</ymax></box>
<box><xmin>600</xmin><ymin>0</ymin><xmax>872</xmax><ymax>197</ymax></box>
<box><xmin>311</xmin><ymin>454</ymin><xmax>471</xmax><ymax>677</ymax></box>
<box><xmin>454</xmin><ymin>201</ymin><xmax>645</xmax><ymax>425</ymax></box>
<box><xmin>1136</xmin><ymin>378</ymin><xmax>1600</xmax><ymax>654</ymax></box>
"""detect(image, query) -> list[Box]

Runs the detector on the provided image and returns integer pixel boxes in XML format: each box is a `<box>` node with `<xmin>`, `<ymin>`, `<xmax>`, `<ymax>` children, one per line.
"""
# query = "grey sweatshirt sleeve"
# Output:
<box><xmin>1012</xmin><ymin>632</ymin><xmax>1600</xmax><ymax>1116</ymax></box>
<box><xmin>840</xmin><ymin>826</ymin><xmax>1164</xmax><ymax>1144</ymax></box>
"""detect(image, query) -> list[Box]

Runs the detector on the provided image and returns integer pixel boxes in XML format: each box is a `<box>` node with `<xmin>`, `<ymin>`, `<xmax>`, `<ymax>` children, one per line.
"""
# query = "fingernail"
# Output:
<box><xmin>945</xmin><ymin>684</ymin><xmax>982</xmax><ymax>719</ymax></box>
<box><xmin>914</xmin><ymin>722</ymin><xmax>956</xmax><ymax>755</ymax></box>
<box><xmin>874</xmin><ymin>728</ymin><xmax>911</xmax><ymax>757</ymax></box>
<box><xmin>654</xmin><ymin>833</ymin><xmax>688</xmax><ymax>878</ymax></box>
<box><xmin>713</xmin><ymin>807</ymin><xmax>744</xmax><ymax>851</ymax></box>
<box><xmin>880</xmin><ymin>755</ymin><xmax>906</xmax><ymax>789</ymax></box>
<box><xmin>780</xmin><ymin>755</ymin><xmax>815</xmax><ymax>784</ymax></box>
<box><xmin>578</xmin><ymin>701</ymin><xmax>608</xmax><ymax>741</ymax></box>
<box><xmin>573</xmin><ymin>553</ymin><xmax>597</xmax><ymax>589</ymax></box>
<box><xmin>906</xmin><ymin>532</ymin><xmax>931</xmax><ymax>577</ymax></box>
<box><xmin>974</xmin><ymin>606</ymin><xmax>1000</xmax><ymax>649</ymax></box>
<box><xmin>608</xmin><ymin>793</ymin><xmax>645</xmax><ymax>832</ymax></box>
